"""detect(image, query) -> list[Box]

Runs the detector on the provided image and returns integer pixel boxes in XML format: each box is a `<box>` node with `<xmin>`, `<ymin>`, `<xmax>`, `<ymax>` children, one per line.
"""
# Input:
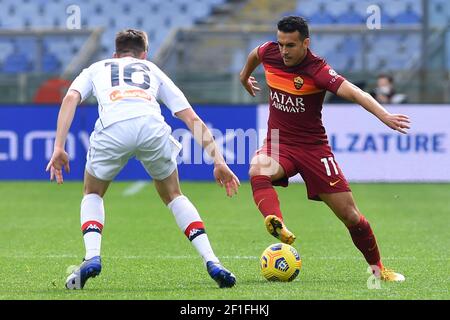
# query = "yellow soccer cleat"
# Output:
<box><xmin>264</xmin><ymin>215</ymin><xmax>296</xmax><ymax>245</ymax></box>
<box><xmin>380</xmin><ymin>268</ymin><xmax>406</xmax><ymax>282</ymax></box>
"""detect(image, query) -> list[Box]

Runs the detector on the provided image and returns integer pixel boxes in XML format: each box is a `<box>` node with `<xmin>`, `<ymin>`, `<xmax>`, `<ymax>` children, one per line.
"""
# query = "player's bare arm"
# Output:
<box><xmin>175</xmin><ymin>108</ymin><xmax>240</xmax><ymax>197</ymax></box>
<box><xmin>239</xmin><ymin>47</ymin><xmax>262</xmax><ymax>97</ymax></box>
<box><xmin>45</xmin><ymin>89</ymin><xmax>81</xmax><ymax>184</ymax></box>
<box><xmin>336</xmin><ymin>80</ymin><xmax>411</xmax><ymax>134</ymax></box>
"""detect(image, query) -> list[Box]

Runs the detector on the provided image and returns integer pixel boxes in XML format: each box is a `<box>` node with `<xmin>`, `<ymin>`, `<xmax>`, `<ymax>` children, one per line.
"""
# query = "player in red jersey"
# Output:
<box><xmin>240</xmin><ymin>16</ymin><xmax>410</xmax><ymax>281</ymax></box>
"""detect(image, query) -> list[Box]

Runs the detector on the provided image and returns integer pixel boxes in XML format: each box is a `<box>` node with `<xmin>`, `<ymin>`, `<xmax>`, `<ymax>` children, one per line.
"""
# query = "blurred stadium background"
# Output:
<box><xmin>0</xmin><ymin>0</ymin><xmax>449</xmax><ymax>300</ymax></box>
<box><xmin>0</xmin><ymin>0</ymin><xmax>449</xmax><ymax>104</ymax></box>
<box><xmin>1</xmin><ymin>0</ymin><xmax>449</xmax><ymax>182</ymax></box>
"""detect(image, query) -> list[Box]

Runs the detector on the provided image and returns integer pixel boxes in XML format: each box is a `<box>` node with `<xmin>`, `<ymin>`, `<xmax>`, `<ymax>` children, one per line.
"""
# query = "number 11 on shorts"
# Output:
<box><xmin>321</xmin><ymin>157</ymin><xmax>338</xmax><ymax>176</ymax></box>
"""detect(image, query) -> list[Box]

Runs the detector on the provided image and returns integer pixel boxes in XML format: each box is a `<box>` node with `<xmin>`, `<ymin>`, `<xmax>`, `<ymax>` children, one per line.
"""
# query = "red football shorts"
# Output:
<box><xmin>256</xmin><ymin>142</ymin><xmax>351</xmax><ymax>201</ymax></box>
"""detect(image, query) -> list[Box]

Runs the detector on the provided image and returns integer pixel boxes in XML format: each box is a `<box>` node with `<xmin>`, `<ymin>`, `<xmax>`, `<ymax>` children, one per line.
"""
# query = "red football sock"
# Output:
<box><xmin>347</xmin><ymin>215</ymin><xmax>383</xmax><ymax>270</ymax></box>
<box><xmin>250</xmin><ymin>175</ymin><xmax>283</xmax><ymax>220</ymax></box>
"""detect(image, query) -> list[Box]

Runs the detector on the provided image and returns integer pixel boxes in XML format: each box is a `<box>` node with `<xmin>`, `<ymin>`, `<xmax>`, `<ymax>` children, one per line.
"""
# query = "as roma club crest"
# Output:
<box><xmin>293</xmin><ymin>76</ymin><xmax>304</xmax><ymax>90</ymax></box>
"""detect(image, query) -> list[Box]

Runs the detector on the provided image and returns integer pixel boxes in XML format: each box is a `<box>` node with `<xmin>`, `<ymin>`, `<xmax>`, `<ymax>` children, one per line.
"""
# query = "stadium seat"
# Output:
<box><xmin>335</xmin><ymin>4</ymin><xmax>365</xmax><ymax>24</ymax></box>
<box><xmin>382</xmin><ymin>0</ymin><xmax>408</xmax><ymax>17</ymax></box>
<box><xmin>295</xmin><ymin>0</ymin><xmax>321</xmax><ymax>18</ymax></box>
<box><xmin>0</xmin><ymin>0</ymin><xmax>435</xmax><ymax>73</ymax></box>
<box><xmin>0</xmin><ymin>40</ymin><xmax>14</xmax><ymax>61</ymax></box>
<box><xmin>187</xmin><ymin>1</ymin><xmax>213</xmax><ymax>20</ymax></box>
<box><xmin>1</xmin><ymin>53</ymin><xmax>32</xmax><ymax>73</ymax></box>
<box><xmin>42</xmin><ymin>52</ymin><xmax>61</xmax><ymax>73</ymax></box>
<box><xmin>0</xmin><ymin>0</ymin><xmax>226</xmax><ymax>68</ymax></box>
<box><xmin>310</xmin><ymin>34</ymin><xmax>343</xmax><ymax>56</ymax></box>
<box><xmin>393</xmin><ymin>6</ymin><xmax>421</xmax><ymax>24</ymax></box>
<box><xmin>306</xmin><ymin>3</ymin><xmax>336</xmax><ymax>24</ymax></box>
<box><xmin>428</xmin><ymin>0</ymin><xmax>450</xmax><ymax>26</ymax></box>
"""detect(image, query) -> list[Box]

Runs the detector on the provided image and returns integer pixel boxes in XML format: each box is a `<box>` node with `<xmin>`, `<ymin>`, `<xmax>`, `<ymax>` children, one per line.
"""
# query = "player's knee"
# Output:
<box><xmin>83</xmin><ymin>179</ymin><xmax>109</xmax><ymax>197</ymax></box>
<box><xmin>341</xmin><ymin>205</ymin><xmax>360</xmax><ymax>226</ymax></box>
<box><xmin>160</xmin><ymin>191</ymin><xmax>183</xmax><ymax>206</ymax></box>
<box><xmin>249</xmin><ymin>165</ymin><xmax>263</xmax><ymax>177</ymax></box>
<box><xmin>347</xmin><ymin>213</ymin><xmax>361</xmax><ymax>226</ymax></box>
<box><xmin>83</xmin><ymin>186</ymin><xmax>105</xmax><ymax>197</ymax></box>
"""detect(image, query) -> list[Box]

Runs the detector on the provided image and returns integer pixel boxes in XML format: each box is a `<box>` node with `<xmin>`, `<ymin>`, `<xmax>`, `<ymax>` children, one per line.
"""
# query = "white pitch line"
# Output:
<box><xmin>3</xmin><ymin>255</ymin><xmax>449</xmax><ymax>261</ymax></box>
<box><xmin>122</xmin><ymin>181</ymin><xmax>149</xmax><ymax>196</ymax></box>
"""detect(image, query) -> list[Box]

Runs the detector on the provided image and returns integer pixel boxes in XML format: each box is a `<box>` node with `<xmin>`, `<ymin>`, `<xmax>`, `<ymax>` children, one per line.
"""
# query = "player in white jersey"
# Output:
<box><xmin>46</xmin><ymin>29</ymin><xmax>239</xmax><ymax>289</ymax></box>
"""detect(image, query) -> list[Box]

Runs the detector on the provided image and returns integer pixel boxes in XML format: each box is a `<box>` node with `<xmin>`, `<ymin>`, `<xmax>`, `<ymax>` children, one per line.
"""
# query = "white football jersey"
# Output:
<box><xmin>69</xmin><ymin>57</ymin><xmax>192</xmax><ymax>128</ymax></box>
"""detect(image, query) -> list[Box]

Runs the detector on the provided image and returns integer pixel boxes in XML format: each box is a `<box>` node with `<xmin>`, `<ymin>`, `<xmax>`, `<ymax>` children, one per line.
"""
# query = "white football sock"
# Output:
<box><xmin>80</xmin><ymin>193</ymin><xmax>105</xmax><ymax>260</ymax></box>
<box><xmin>167</xmin><ymin>195</ymin><xmax>219</xmax><ymax>265</ymax></box>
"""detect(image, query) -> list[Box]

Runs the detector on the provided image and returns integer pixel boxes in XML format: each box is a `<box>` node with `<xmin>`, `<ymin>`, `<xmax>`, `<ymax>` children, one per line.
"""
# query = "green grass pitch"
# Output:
<box><xmin>0</xmin><ymin>182</ymin><xmax>448</xmax><ymax>300</ymax></box>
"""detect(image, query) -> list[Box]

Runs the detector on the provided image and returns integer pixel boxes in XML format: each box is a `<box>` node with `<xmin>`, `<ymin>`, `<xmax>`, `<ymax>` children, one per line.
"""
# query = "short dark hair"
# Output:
<box><xmin>115</xmin><ymin>29</ymin><xmax>148</xmax><ymax>57</ymax></box>
<box><xmin>378</xmin><ymin>74</ymin><xmax>394</xmax><ymax>83</ymax></box>
<box><xmin>277</xmin><ymin>16</ymin><xmax>309</xmax><ymax>40</ymax></box>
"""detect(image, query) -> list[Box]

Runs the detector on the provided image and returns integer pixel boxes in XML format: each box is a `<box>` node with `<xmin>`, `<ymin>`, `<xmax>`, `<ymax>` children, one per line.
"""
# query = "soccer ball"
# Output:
<box><xmin>260</xmin><ymin>243</ymin><xmax>302</xmax><ymax>282</ymax></box>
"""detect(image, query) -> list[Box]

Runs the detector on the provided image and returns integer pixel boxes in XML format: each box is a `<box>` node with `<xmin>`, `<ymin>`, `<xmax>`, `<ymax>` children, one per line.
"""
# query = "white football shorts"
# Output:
<box><xmin>85</xmin><ymin>115</ymin><xmax>182</xmax><ymax>181</ymax></box>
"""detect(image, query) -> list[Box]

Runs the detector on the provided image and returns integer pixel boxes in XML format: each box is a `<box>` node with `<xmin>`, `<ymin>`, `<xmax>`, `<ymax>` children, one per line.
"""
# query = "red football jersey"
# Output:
<box><xmin>258</xmin><ymin>41</ymin><xmax>345</xmax><ymax>145</ymax></box>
